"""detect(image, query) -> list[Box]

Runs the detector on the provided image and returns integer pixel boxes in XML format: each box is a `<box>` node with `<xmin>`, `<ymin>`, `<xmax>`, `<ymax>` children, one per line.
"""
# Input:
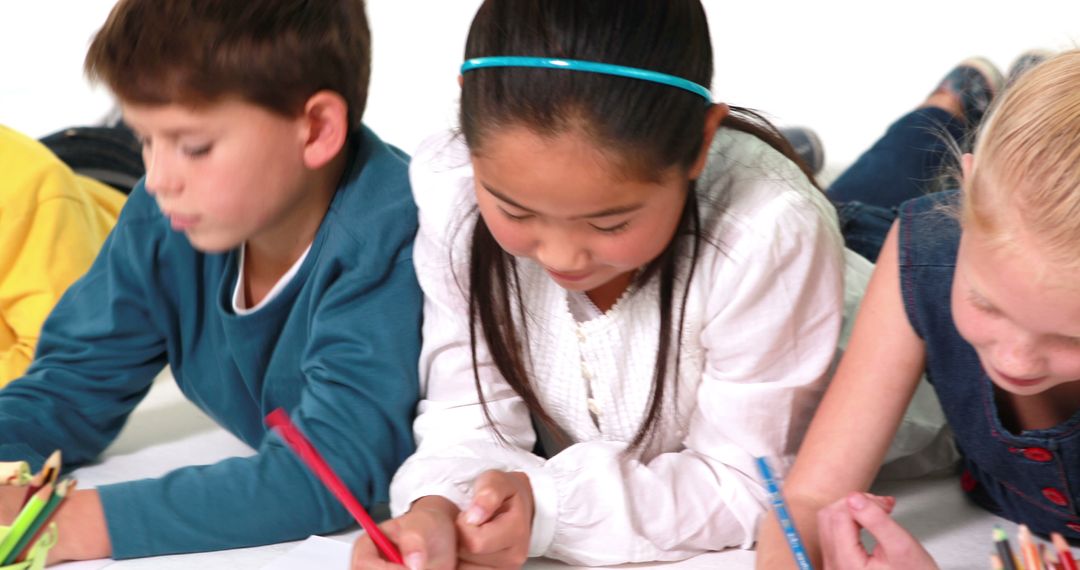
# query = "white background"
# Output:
<box><xmin>1</xmin><ymin>1</ymin><xmax>1079</xmax><ymax>170</ymax></box>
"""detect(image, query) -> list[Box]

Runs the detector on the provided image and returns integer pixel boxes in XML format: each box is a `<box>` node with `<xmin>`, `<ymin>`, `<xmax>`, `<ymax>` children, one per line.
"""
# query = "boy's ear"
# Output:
<box><xmin>300</xmin><ymin>90</ymin><xmax>349</xmax><ymax>169</ymax></box>
<box><xmin>688</xmin><ymin>103</ymin><xmax>728</xmax><ymax>180</ymax></box>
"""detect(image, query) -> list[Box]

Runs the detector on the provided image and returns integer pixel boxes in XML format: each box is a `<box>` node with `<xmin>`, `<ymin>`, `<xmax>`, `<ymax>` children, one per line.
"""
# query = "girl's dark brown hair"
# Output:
<box><xmin>460</xmin><ymin>0</ymin><xmax>819</xmax><ymax>453</ymax></box>
<box><xmin>85</xmin><ymin>0</ymin><xmax>371</xmax><ymax>130</ymax></box>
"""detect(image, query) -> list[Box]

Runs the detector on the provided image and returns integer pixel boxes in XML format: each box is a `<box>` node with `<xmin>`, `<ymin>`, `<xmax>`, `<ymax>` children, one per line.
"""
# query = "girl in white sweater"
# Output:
<box><xmin>354</xmin><ymin>1</ymin><xmax>873</xmax><ymax>568</ymax></box>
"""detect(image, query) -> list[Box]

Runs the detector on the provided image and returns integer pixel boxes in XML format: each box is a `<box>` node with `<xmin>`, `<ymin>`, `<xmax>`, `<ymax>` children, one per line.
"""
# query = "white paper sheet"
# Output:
<box><xmin>261</xmin><ymin>536</ymin><xmax>352</xmax><ymax>570</ymax></box>
<box><xmin>50</xmin><ymin>560</ymin><xmax>112</xmax><ymax>570</ymax></box>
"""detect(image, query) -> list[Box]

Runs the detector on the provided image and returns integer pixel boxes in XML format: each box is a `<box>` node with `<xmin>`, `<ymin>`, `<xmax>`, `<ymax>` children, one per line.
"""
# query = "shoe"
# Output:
<box><xmin>39</xmin><ymin>124</ymin><xmax>145</xmax><ymax>195</ymax></box>
<box><xmin>780</xmin><ymin>126</ymin><xmax>825</xmax><ymax>175</ymax></box>
<box><xmin>1006</xmin><ymin>49</ymin><xmax>1053</xmax><ymax>87</ymax></box>
<box><xmin>931</xmin><ymin>57</ymin><xmax>1004</xmax><ymax>128</ymax></box>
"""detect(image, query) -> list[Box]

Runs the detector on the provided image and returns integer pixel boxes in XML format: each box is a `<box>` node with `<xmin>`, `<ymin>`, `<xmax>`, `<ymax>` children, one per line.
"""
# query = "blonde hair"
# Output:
<box><xmin>964</xmin><ymin>50</ymin><xmax>1080</xmax><ymax>270</ymax></box>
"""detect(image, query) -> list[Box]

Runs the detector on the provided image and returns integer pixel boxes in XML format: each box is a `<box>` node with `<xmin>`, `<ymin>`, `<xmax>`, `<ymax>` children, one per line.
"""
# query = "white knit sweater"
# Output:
<box><xmin>391</xmin><ymin>127</ymin><xmax>869</xmax><ymax>565</ymax></box>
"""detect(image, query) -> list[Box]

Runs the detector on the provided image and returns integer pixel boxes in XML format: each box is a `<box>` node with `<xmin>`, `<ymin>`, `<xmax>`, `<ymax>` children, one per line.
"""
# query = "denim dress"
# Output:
<box><xmin>899</xmin><ymin>190</ymin><xmax>1080</xmax><ymax>539</ymax></box>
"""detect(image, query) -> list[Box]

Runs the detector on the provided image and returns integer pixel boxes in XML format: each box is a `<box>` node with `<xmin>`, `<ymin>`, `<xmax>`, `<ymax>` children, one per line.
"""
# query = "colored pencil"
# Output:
<box><xmin>754</xmin><ymin>457</ymin><xmax>813</xmax><ymax>570</ymax></box>
<box><xmin>20</xmin><ymin>451</ymin><xmax>60</xmax><ymax>507</ymax></box>
<box><xmin>0</xmin><ymin>484</ymin><xmax>52</xmax><ymax>563</ymax></box>
<box><xmin>8</xmin><ymin>478</ymin><xmax>75</xmax><ymax>564</ymax></box>
<box><xmin>265</xmin><ymin>409</ymin><xmax>403</xmax><ymax>565</ymax></box>
<box><xmin>994</xmin><ymin>527</ymin><xmax>1019</xmax><ymax>570</ymax></box>
<box><xmin>1053</xmin><ymin>533</ymin><xmax>1078</xmax><ymax>570</ymax></box>
<box><xmin>1020</xmin><ymin>525</ymin><xmax>1043</xmax><ymax>570</ymax></box>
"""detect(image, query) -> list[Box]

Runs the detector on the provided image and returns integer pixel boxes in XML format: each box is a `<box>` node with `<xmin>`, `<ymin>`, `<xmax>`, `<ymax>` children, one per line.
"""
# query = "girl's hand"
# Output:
<box><xmin>455</xmin><ymin>470</ymin><xmax>534</xmax><ymax>570</ymax></box>
<box><xmin>352</xmin><ymin>496</ymin><xmax>459</xmax><ymax>570</ymax></box>
<box><xmin>818</xmin><ymin>492</ymin><xmax>938</xmax><ymax>570</ymax></box>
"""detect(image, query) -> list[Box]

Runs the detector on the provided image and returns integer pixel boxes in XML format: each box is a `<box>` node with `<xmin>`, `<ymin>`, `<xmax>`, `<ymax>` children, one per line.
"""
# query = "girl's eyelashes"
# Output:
<box><xmin>498</xmin><ymin>206</ymin><xmax>533</xmax><ymax>221</ymax></box>
<box><xmin>590</xmin><ymin>221</ymin><xmax>630</xmax><ymax>234</ymax></box>
<box><xmin>496</xmin><ymin>205</ymin><xmax>631</xmax><ymax>233</ymax></box>
<box><xmin>493</xmin><ymin>199</ymin><xmax>631</xmax><ymax>233</ymax></box>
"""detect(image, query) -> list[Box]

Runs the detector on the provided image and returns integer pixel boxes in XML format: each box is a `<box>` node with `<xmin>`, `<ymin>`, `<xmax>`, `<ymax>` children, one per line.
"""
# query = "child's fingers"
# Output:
<box><xmin>457</xmin><ymin>510</ymin><xmax>530</xmax><ymax>560</ymax></box>
<box><xmin>458</xmin><ymin>544</ymin><xmax>525</xmax><ymax>569</ymax></box>
<box><xmin>846</xmin><ymin>493</ymin><xmax>912</xmax><ymax>548</ymax></box>
<box><xmin>395</xmin><ymin>519</ymin><xmax>457</xmax><ymax>570</ymax></box>
<box><xmin>351</xmin><ymin>521</ymin><xmax>405</xmax><ymax>570</ymax></box>
<box><xmin>350</xmin><ymin>535</ymin><xmax>382</xmax><ymax>570</ymax></box>
<box><xmin>847</xmin><ymin>493</ymin><xmax>937</xmax><ymax>568</ymax></box>
<box><xmin>863</xmin><ymin>493</ymin><xmax>897</xmax><ymax>514</ymax></box>
<box><xmin>462</xmin><ymin>470</ymin><xmax>514</xmax><ymax>526</ymax></box>
<box><xmin>395</xmin><ymin>530</ymin><xmax>431</xmax><ymax>570</ymax></box>
<box><xmin>817</xmin><ymin>494</ymin><xmax>870</xmax><ymax>569</ymax></box>
<box><xmin>458</xmin><ymin>562</ymin><xmax>498</xmax><ymax>570</ymax></box>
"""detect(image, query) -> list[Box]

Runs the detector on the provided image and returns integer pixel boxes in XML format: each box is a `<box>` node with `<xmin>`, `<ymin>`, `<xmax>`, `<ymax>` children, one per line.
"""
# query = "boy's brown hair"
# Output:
<box><xmin>85</xmin><ymin>0</ymin><xmax>371</xmax><ymax>130</ymax></box>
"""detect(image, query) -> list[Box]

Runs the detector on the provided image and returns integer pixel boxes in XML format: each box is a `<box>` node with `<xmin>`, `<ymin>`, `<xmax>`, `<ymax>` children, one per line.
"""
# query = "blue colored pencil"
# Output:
<box><xmin>756</xmin><ymin>456</ymin><xmax>814</xmax><ymax>570</ymax></box>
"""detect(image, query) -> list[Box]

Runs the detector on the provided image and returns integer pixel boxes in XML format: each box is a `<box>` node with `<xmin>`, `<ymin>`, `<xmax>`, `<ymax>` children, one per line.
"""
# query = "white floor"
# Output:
<box><xmin>2</xmin><ymin>1</ymin><xmax>1079</xmax><ymax>171</ymax></box>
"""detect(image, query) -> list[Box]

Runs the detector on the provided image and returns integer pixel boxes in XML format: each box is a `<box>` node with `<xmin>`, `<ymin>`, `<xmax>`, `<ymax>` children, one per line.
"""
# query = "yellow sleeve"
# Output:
<box><xmin>0</xmin><ymin>170</ymin><xmax>118</xmax><ymax>386</ymax></box>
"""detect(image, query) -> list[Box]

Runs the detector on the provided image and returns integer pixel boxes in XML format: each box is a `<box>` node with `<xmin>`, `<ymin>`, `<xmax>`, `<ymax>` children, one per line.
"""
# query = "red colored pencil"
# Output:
<box><xmin>265</xmin><ymin>409</ymin><xmax>403</xmax><ymax>564</ymax></box>
<box><xmin>1052</xmin><ymin>533</ymin><xmax>1078</xmax><ymax>570</ymax></box>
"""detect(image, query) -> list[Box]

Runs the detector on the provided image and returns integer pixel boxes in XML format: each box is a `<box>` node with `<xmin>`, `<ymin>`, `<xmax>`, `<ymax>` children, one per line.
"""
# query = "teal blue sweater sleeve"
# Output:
<box><xmin>0</xmin><ymin>202</ymin><xmax>168</xmax><ymax>469</ymax></box>
<box><xmin>0</xmin><ymin>127</ymin><xmax>422</xmax><ymax>558</ymax></box>
<box><xmin>98</xmin><ymin>251</ymin><xmax>421</xmax><ymax>557</ymax></box>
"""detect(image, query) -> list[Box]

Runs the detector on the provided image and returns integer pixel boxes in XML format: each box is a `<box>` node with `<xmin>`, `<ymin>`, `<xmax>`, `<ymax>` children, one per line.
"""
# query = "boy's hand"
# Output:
<box><xmin>0</xmin><ymin>487</ymin><xmax>114</xmax><ymax>564</ymax></box>
<box><xmin>1</xmin><ymin>486</ymin><xmax>110</xmax><ymax>563</ymax></box>
<box><xmin>352</xmin><ymin>496</ymin><xmax>459</xmax><ymax>570</ymax></box>
<box><xmin>456</xmin><ymin>470</ymin><xmax>533</xmax><ymax>570</ymax></box>
<box><xmin>0</xmin><ymin>485</ymin><xmax>24</xmax><ymax>524</ymax></box>
<box><xmin>818</xmin><ymin>492</ymin><xmax>938</xmax><ymax>570</ymax></box>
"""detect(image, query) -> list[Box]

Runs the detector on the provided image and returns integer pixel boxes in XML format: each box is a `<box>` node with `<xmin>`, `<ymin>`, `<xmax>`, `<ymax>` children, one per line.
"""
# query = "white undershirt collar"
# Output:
<box><xmin>232</xmin><ymin>242</ymin><xmax>313</xmax><ymax>315</ymax></box>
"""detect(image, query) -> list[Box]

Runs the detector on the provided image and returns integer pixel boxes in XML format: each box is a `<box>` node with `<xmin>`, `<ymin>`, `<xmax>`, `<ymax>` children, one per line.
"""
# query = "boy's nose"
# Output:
<box><xmin>144</xmin><ymin>149</ymin><xmax>181</xmax><ymax>197</ymax></box>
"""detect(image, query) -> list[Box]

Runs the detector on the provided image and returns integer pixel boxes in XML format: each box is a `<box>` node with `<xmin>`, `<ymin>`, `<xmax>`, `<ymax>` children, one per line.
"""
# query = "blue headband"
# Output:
<box><xmin>460</xmin><ymin>56</ymin><xmax>713</xmax><ymax>102</ymax></box>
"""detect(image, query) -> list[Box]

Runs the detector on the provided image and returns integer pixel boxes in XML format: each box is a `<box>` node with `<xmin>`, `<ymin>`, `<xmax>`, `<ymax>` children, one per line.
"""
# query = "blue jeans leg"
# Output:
<box><xmin>835</xmin><ymin>201</ymin><xmax>896</xmax><ymax>263</ymax></box>
<box><xmin>829</xmin><ymin>107</ymin><xmax>965</xmax><ymax>261</ymax></box>
<box><xmin>828</xmin><ymin>107</ymin><xmax>965</xmax><ymax>209</ymax></box>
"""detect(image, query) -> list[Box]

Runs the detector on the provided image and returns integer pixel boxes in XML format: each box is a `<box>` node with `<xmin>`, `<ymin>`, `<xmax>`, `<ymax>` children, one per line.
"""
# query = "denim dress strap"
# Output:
<box><xmin>898</xmin><ymin>190</ymin><xmax>1080</xmax><ymax>539</ymax></box>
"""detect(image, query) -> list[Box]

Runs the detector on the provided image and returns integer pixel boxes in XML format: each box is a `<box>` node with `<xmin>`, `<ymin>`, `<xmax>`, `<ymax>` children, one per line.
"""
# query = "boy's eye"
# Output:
<box><xmin>590</xmin><ymin>221</ymin><xmax>630</xmax><ymax>234</ymax></box>
<box><xmin>182</xmin><ymin>144</ymin><xmax>212</xmax><ymax>157</ymax></box>
<box><xmin>1059</xmin><ymin>335</ymin><xmax>1080</xmax><ymax>347</ymax></box>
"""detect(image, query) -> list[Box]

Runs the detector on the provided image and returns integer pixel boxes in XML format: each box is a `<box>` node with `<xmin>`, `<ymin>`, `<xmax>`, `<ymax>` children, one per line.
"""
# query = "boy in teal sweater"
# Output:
<box><xmin>0</xmin><ymin>0</ymin><xmax>422</xmax><ymax>562</ymax></box>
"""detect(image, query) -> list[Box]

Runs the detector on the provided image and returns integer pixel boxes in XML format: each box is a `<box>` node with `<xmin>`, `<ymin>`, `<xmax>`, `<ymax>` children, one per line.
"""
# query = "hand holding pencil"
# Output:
<box><xmin>0</xmin><ymin>450</ymin><xmax>81</xmax><ymax>565</ymax></box>
<box><xmin>265</xmin><ymin>409</ymin><xmax>405</xmax><ymax>565</ymax></box>
<box><xmin>351</xmin><ymin>496</ymin><xmax>460</xmax><ymax>570</ymax></box>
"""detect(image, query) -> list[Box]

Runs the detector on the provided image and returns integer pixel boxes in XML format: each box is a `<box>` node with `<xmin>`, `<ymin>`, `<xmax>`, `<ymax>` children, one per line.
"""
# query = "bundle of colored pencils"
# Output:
<box><xmin>991</xmin><ymin>525</ymin><xmax>1078</xmax><ymax>570</ymax></box>
<box><xmin>0</xmin><ymin>451</ymin><xmax>73</xmax><ymax>565</ymax></box>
